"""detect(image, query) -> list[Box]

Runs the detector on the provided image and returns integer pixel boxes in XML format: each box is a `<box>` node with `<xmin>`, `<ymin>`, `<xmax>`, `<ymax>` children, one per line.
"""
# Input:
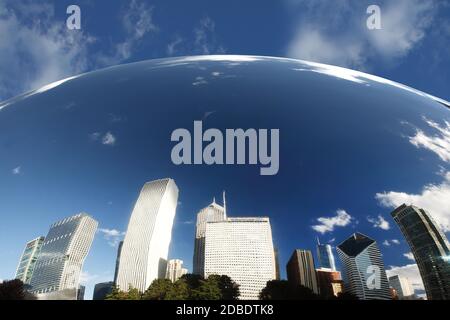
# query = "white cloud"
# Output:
<box><xmin>193</xmin><ymin>16</ymin><xmax>225</xmax><ymax>55</ymax></box>
<box><xmin>386</xmin><ymin>264</ymin><xmax>425</xmax><ymax>294</ymax></box>
<box><xmin>167</xmin><ymin>36</ymin><xmax>183</xmax><ymax>56</ymax></box>
<box><xmin>376</xmin><ymin>171</ymin><xmax>450</xmax><ymax>232</ymax></box>
<box><xmin>312</xmin><ymin>209</ymin><xmax>353</xmax><ymax>234</ymax></box>
<box><xmin>409</xmin><ymin>118</ymin><xmax>450</xmax><ymax>163</ymax></box>
<box><xmin>383</xmin><ymin>239</ymin><xmax>401</xmax><ymax>246</ymax></box>
<box><xmin>0</xmin><ymin>1</ymin><xmax>93</xmax><ymax>101</ymax></box>
<box><xmin>391</xmin><ymin>239</ymin><xmax>400</xmax><ymax>245</ymax></box>
<box><xmin>404</xmin><ymin>252</ymin><xmax>415</xmax><ymax>261</ymax></box>
<box><xmin>98</xmin><ymin>228</ymin><xmax>125</xmax><ymax>247</ymax></box>
<box><xmin>367</xmin><ymin>215</ymin><xmax>390</xmax><ymax>230</ymax></box>
<box><xmin>12</xmin><ymin>166</ymin><xmax>21</xmax><ymax>175</ymax></box>
<box><xmin>286</xmin><ymin>0</ymin><xmax>442</xmax><ymax>68</ymax></box>
<box><xmin>102</xmin><ymin>132</ymin><xmax>116</xmax><ymax>146</ymax></box>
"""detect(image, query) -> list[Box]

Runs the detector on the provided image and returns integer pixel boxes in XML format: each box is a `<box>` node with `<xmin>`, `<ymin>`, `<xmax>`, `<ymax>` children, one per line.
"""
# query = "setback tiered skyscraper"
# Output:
<box><xmin>391</xmin><ymin>204</ymin><xmax>450</xmax><ymax>300</ymax></box>
<box><xmin>29</xmin><ymin>213</ymin><xmax>98</xmax><ymax>299</ymax></box>
<box><xmin>165</xmin><ymin>259</ymin><xmax>188</xmax><ymax>282</ymax></box>
<box><xmin>193</xmin><ymin>195</ymin><xmax>226</xmax><ymax>276</ymax></box>
<box><xmin>316</xmin><ymin>238</ymin><xmax>336</xmax><ymax>271</ymax></box>
<box><xmin>204</xmin><ymin>217</ymin><xmax>276</xmax><ymax>300</ymax></box>
<box><xmin>337</xmin><ymin>233</ymin><xmax>391</xmax><ymax>300</ymax></box>
<box><xmin>115</xmin><ymin>178</ymin><xmax>179</xmax><ymax>292</ymax></box>
<box><xmin>286</xmin><ymin>249</ymin><xmax>319</xmax><ymax>294</ymax></box>
<box><xmin>15</xmin><ymin>236</ymin><xmax>45</xmax><ymax>285</ymax></box>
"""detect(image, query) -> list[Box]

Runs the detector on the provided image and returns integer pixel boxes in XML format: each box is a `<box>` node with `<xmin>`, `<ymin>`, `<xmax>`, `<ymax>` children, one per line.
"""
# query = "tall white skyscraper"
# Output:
<box><xmin>116</xmin><ymin>178</ymin><xmax>179</xmax><ymax>292</ymax></box>
<box><xmin>15</xmin><ymin>236</ymin><xmax>45</xmax><ymax>285</ymax></box>
<box><xmin>193</xmin><ymin>196</ymin><xmax>226</xmax><ymax>275</ymax></box>
<box><xmin>165</xmin><ymin>259</ymin><xmax>188</xmax><ymax>282</ymax></box>
<box><xmin>29</xmin><ymin>213</ymin><xmax>98</xmax><ymax>300</ymax></box>
<box><xmin>204</xmin><ymin>217</ymin><xmax>276</xmax><ymax>300</ymax></box>
<box><xmin>388</xmin><ymin>275</ymin><xmax>415</xmax><ymax>299</ymax></box>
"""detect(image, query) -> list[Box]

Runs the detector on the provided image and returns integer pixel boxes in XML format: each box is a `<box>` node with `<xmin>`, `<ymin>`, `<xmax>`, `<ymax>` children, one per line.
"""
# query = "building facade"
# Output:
<box><xmin>165</xmin><ymin>259</ymin><xmax>188</xmax><ymax>282</ymax></box>
<box><xmin>391</xmin><ymin>204</ymin><xmax>450</xmax><ymax>300</ymax></box>
<box><xmin>204</xmin><ymin>217</ymin><xmax>276</xmax><ymax>300</ymax></box>
<box><xmin>388</xmin><ymin>275</ymin><xmax>415</xmax><ymax>300</ymax></box>
<box><xmin>286</xmin><ymin>249</ymin><xmax>319</xmax><ymax>294</ymax></box>
<box><xmin>15</xmin><ymin>236</ymin><xmax>45</xmax><ymax>285</ymax></box>
<box><xmin>93</xmin><ymin>282</ymin><xmax>114</xmax><ymax>300</ymax></box>
<box><xmin>337</xmin><ymin>233</ymin><xmax>391</xmax><ymax>300</ymax></box>
<box><xmin>316</xmin><ymin>268</ymin><xmax>343</xmax><ymax>298</ymax></box>
<box><xmin>115</xmin><ymin>178</ymin><xmax>179</xmax><ymax>292</ymax></box>
<box><xmin>316</xmin><ymin>238</ymin><xmax>336</xmax><ymax>271</ymax></box>
<box><xmin>193</xmin><ymin>198</ymin><xmax>226</xmax><ymax>276</ymax></box>
<box><xmin>29</xmin><ymin>213</ymin><xmax>98</xmax><ymax>299</ymax></box>
<box><xmin>113</xmin><ymin>240</ymin><xmax>123</xmax><ymax>284</ymax></box>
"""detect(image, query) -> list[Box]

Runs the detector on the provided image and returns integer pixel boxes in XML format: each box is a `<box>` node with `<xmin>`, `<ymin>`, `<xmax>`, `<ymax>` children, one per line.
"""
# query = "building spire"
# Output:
<box><xmin>223</xmin><ymin>191</ymin><xmax>227</xmax><ymax>218</ymax></box>
<box><xmin>212</xmin><ymin>196</ymin><xmax>216</xmax><ymax>204</ymax></box>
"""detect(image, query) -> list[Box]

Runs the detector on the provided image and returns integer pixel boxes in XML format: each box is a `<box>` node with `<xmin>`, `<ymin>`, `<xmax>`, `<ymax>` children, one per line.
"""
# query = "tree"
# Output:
<box><xmin>335</xmin><ymin>291</ymin><xmax>359</xmax><ymax>300</ymax></box>
<box><xmin>166</xmin><ymin>278</ymin><xmax>190</xmax><ymax>300</ymax></box>
<box><xmin>106</xmin><ymin>285</ymin><xmax>142</xmax><ymax>300</ymax></box>
<box><xmin>142</xmin><ymin>279</ymin><xmax>173</xmax><ymax>300</ymax></box>
<box><xmin>0</xmin><ymin>279</ymin><xmax>36</xmax><ymax>300</ymax></box>
<box><xmin>259</xmin><ymin>280</ymin><xmax>319</xmax><ymax>300</ymax></box>
<box><xmin>216</xmin><ymin>275</ymin><xmax>240</xmax><ymax>300</ymax></box>
<box><xmin>193</xmin><ymin>277</ymin><xmax>223</xmax><ymax>300</ymax></box>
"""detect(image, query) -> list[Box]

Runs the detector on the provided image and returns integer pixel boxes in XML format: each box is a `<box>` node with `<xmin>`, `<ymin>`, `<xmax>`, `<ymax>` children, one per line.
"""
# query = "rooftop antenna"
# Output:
<box><xmin>212</xmin><ymin>196</ymin><xmax>216</xmax><ymax>204</ymax></box>
<box><xmin>223</xmin><ymin>190</ymin><xmax>227</xmax><ymax>218</ymax></box>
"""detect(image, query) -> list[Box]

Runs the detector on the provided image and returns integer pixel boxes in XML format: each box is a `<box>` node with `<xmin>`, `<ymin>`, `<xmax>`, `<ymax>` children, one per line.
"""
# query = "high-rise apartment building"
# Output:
<box><xmin>337</xmin><ymin>233</ymin><xmax>391</xmax><ymax>300</ymax></box>
<box><xmin>165</xmin><ymin>259</ymin><xmax>188</xmax><ymax>282</ymax></box>
<box><xmin>29</xmin><ymin>213</ymin><xmax>98</xmax><ymax>300</ymax></box>
<box><xmin>115</xmin><ymin>178</ymin><xmax>179</xmax><ymax>292</ymax></box>
<box><xmin>391</xmin><ymin>204</ymin><xmax>450</xmax><ymax>300</ymax></box>
<box><xmin>15</xmin><ymin>236</ymin><xmax>45</xmax><ymax>285</ymax></box>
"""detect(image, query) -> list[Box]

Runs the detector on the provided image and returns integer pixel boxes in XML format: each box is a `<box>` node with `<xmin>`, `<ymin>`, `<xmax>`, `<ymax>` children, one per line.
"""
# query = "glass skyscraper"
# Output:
<box><xmin>337</xmin><ymin>233</ymin><xmax>391</xmax><ymax>300</ymax></box>
<box><xmin>391</xmin><ymin>204</ymin><xmax>450</xmax><ymax>300</ymax></box>
<box><xmin>115</xmin><ymin>178</ymin><xmax>179</xmax><ymax>292</ymax></box>
<box><xmin>316</xmin><ymin>238</ymin><xmax>336</xmax><ymax>271</ymax></box>
<box><xmin>15</xmin><ymin>236</ymin><xmax>45</xmax><ymax>285</ymax></box>
<box><xmin>193</xmin><ymin>197</ymin><xmax>226</xmax><ymax>276</ymax></box>
<box><xmin>29</xmin><ymin>213</ymin><xmax>98</xmax><ymax>299</ymax></box>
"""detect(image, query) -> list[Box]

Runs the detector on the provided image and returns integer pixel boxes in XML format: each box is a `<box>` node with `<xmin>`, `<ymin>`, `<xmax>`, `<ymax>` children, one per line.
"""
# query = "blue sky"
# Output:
<box><xmin>1</xmin><ymin>0</ymin><xmax>450</xmax><ymax>300</ymax></box>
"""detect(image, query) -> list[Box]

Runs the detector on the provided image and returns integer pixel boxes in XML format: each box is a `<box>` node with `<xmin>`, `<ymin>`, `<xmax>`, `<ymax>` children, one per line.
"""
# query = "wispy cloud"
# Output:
<box><xmin>376</xmin><ymin>171</ymin><xmax>450</xmax><ymax>232</ymax></box>
<box><xmin>194</xmin><ymin>16</ymin><xmax>225</xmax><ymax>55</ymax></box>
<box><xmin>311</xmin><ymin>209</ymin><xmax>353</xmax><ymax>234</ymax></box>
<box><xmin>90</xmin><ymin>132</ymin><xmax>117</xmax><ymax>146</ymax></box>
<box><xmin>382</xmin><ymin>239</ymin><xmax>400</xmax><ymax>247</ymax></box>
<box><xmin>11</xmin><ymin>166</ymin><xmax>21</xmax><ymax>175</ymax></box>
<box><xmin>403</xmin><ymin>252</ymin><xmax>415</xmax><ymax>261</ymax></box>
<box><xmin>98</xmin><ymin>228</ymin><xmax>125</xmax><ymax>247</ymax></box>
<box><xmin>167</xmin><ymin>36</ymin><xmax>183</xmax><ymax>56</ymax></box>
<box><xmin>367</xmin><ymin>215</ymin><xmax>390</xmax><ymax>230</ymax></box>
<box><xmin>409</xmin><ymin>118</ymin><xmax>450</xmax><ymax>163</ymax></box>
<box><xmin>286</xmin><ymin>0</ymin><xmax>443</xmax><ymax>69</ymax></box>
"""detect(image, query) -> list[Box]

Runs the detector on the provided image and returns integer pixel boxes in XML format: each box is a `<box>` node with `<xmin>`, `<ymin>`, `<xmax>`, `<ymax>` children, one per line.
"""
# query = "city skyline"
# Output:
<box><xmin>8</xmin><ymin>176</ymin><xmax>447</xmax><ymax>299</ymax></box>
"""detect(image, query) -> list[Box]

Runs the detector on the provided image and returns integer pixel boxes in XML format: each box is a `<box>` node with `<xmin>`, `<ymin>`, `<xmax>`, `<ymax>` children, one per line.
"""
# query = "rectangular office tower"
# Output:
<box><xmin>29</xmin><ymin>213</ymin><xmax>98</xmax><ymax>300</ymax></box>
<box><xmin>337</xmin><ymin>233</ymin><xmax>391</xmax><ymax>300</ymax></box>
<box><xmin>116</xmin><ymin>178</ymin><xmax>179</xmax><ymax>293</ymax></box>
<box><xmin>193</xmin><ymin>198</ymin><xmax>226</xmax><ymax>276</ymax></box>
<box><xmin>15</xmin><ymin>236</ymin><xmax>45</xmax><ymax>285</ymax></box>
<box><xmin>286</xmin><ymin>249</ymin><xmax>319</xmax><ymax>294</ymax></box>
<box><xmin>204</xmin><ymin>217</ymin><xmax>276</xmax><ymax>300</ymax></box>
<box><xmin>165</xmin><ymin>259</ymin><xmax>188</xmax><ymax>282</ymax></box>
<box><xmin>391</xmin><ymin>204</ymin><xmax>450</xmax><ymax>300</ymax></box>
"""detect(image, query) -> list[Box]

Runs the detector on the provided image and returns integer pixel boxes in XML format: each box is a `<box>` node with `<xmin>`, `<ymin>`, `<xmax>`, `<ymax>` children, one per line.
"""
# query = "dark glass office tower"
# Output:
<box><xmin>337</xmin><ymin>233</ymin><xmax>391</xmax><ymax>300</ymax></box>
<box><xmin>391</xmin><ymin>204</ymin><xmax>450</xmax><ymax>300</ymax></box>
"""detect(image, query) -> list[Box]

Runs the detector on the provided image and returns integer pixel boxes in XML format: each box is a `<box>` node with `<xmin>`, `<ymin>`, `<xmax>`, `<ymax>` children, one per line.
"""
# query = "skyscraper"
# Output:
<box><xmin>193</xmin><ymin>195</ymin><xmax>226</xmax><ymax>276</ymax></box>
<box><xmin>286</xmin><ymin>249</ymin><xmax>319</xmax><ymax>294</ymax></box>
<box><xmin>15</xmin><ymin>236</ymin><xmax>45</xmax><ymax>285</ymax></box>
<box><xmin>391</xmin><ymin>204</ymin><xmax>450</xmax><ymax>300</ymax></box>
<box><xmin>316</xmin><ymin>238</ymin><xmax>336</xmax><ymax>271</ymax></box>
<box><xmin>165</xmin><ymin>259</ymin><xmax>188</xmax><ymax>282</ymax></box>
<box><xmin>29</xmin><ymin>213</ymin><xmax>98</xmax><ymax>299</ymax></box>
<box><xmin>388</xmin><ymin>275</ymin><xmax>415</xmax><ymax>300</ymax></box>
<box><xmin>204</xmin><ymin>217</ymin><xmax>276</xmax><ymax>300</ymax></box>
<box><xmin>337</xmin><ymin>233</ymin><xmax>391</xmax><ymax>300</ymax></box>
<box><xmin>93</xmin><ymin>281</ymin><xmax>114</xmax><ymax>300</ymax></box>
<box><xmin>116</xmin><ymin>178</ymin><xmax>179</xmax><ymax>292</ymax></box>
<box><xmin>113</xmin><ymin>240</ymin><xmax>123</xmax><ymax>284</ymax></box>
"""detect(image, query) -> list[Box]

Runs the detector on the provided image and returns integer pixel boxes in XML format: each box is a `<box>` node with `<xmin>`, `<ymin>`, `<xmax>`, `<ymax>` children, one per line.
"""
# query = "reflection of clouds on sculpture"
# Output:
<box><xmin>409</xmin><ymin>118</ymin><xmax>450</xmax><ymax>163</ymax></box>
<box><xmin>386</xmin><ymin>263</ymin><xmax>425</xmax><ymax>294</ymax></box>
<box><xmin>311</xmin><ymin>210</ymin><xmax>353</xmax><ymax>234</ymax></box>
<box><xmin>376</xmin><ymin>172</ymin><xmax>450</xmax><ymax>232</ymax></box>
